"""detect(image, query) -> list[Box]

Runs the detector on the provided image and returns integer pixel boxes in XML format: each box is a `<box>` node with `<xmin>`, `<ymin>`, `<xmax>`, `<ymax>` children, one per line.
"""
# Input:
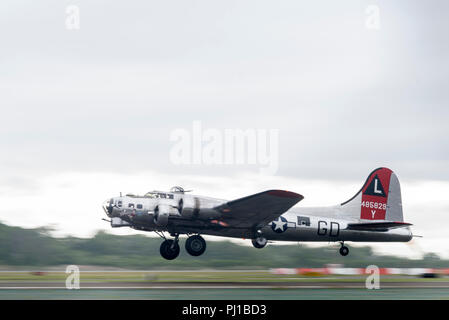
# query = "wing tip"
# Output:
<box><xmin>267</xmin><ymin>190</ymin><xmax>304</xmax><ymax>200</ymax></box>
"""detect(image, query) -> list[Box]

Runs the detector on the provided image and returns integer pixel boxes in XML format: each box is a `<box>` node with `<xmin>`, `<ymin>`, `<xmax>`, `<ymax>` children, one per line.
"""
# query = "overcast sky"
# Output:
<box><xmin>1</xmin><ymin>1</ymin><xmax>448</xmax><ymax>258</ymax></box>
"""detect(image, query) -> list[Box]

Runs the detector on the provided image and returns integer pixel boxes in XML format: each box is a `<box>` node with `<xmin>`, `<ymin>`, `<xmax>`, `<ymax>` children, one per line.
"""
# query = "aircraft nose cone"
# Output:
<box><xmin>102</xmin><ymin>199</ymin><xmax>114</xmax><ymax>216</ymax></box>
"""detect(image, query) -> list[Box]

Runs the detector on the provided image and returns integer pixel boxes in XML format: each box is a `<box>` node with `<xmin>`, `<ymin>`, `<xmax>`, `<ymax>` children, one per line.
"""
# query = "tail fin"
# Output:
<box><xmin>341</xmin><ymin>168</ymin><xmax>404</xmax><ymax>221</ymax></box>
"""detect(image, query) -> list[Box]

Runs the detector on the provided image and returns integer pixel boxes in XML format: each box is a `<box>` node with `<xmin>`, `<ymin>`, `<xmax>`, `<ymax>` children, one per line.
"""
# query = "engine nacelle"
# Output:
<box><xmin>178</xmin><ymin>197</ymin><xmax>200</xmax><ymax>219</ymax></box>
<box><xmin>153</xmin><ymin>204</ymin><xmax>177</xmax><ymax>227</ymax></box>
<box><xmin>178</xmin><ymin>197</ymin><xmax>221</xmax><ymax>220</ymax></box>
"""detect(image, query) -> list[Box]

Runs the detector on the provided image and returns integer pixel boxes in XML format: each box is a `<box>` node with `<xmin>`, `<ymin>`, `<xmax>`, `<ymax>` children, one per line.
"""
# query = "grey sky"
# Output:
<box><xmin>0</xmin><ymin>1</ymin><xmax>448</xmax><ymax>257</ymax></box>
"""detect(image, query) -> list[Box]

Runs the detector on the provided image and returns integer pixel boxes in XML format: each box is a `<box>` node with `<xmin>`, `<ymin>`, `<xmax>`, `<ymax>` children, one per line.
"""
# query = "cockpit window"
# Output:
<box><xmin>144</xmin><ymin>192</ymin><xmax>174</xmax><ymax>199</ymax></box>
<box><xmin>117</xmin><ymin>200</ymin><xmax>122</xmax><ymax>207</ymax></box>
<box><xmin>128</xmin><ymin>203</ymin><xmax>134</xmax><ymax>208</ymax></box>
<box><xmin>136</xmin><ymin>204</ymin><xmax>143</xmax><ymax>209</ymax></box>
<box><xmin>145</xmin><ymin>192</ymin><xmax>158</xmax><ymax>198</ymax></box>
<box><xmin>297</xmin><ymin>216</ymin><xmax>310</xmax><ymax>226</ymax></box>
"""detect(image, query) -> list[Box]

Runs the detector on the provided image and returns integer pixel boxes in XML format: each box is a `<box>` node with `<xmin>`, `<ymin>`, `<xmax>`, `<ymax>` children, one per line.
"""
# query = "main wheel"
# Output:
<box><xmin>251</xmin><ymin>237</ymin><xmax>268</xmax><ymax>249</ymax></box>
<box><xmin>339</xmin><ymin>245</ymin><xmax>349</xmax><ymax>256</ymax></box>
<box><xmin>160</xmin><ymin>240</ymin><xmax>180</xmax><ymax>260</ymax></box>
<box><xmin>185</xmin><ymin>235</ymin><xmax>207</xmax><ymax>256</ymax></box>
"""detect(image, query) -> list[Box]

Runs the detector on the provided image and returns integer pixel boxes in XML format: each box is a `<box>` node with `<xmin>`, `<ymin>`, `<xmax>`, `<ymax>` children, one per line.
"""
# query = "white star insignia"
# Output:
<box><xmin>273</xmin><ymin>218</ymin><xmax>287</xmax><ymax>231</ymax></box>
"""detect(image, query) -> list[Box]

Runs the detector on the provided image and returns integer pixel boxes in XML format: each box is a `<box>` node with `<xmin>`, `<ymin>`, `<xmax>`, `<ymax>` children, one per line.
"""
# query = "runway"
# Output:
<box><xmin>1</xmin><ymin>270</ymin><xmax>448</xmax><ymax>299</ymax></box>
<box><xmin>1</xmin><ymin>280</ymin><xmax>449</xmax><ymax>289</ymax></box>
<box><xmin>1</xmin><ymin>288</ymin><xmax>449</xmax><ymax>300</ymax></box>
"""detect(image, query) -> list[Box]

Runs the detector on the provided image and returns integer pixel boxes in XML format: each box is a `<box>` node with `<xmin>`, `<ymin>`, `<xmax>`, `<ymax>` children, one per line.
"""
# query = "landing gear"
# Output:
<box><xmin>157</xmin><ymin>232</ymin><xmax>207</xmax><ymax>259</ymax></box>
<box><xmin>160</xmin><ymin>233</ymin><xmax>180</xmax><ymax>260</ymax></box>
<box><xmin>339</xmin><ymin>243</ymin><xmax>349</xmax><ymax>256</ymax></box>
<box><xmin>160</xmin><ymin>239</ymin><xmax>180</xmax><ymax>260</ymax></box>
<box><xmin>251</xmin><ymin>237</ymin><xmax>268</xmax><ymax>249</ymax></box>
<box><xmin>251</xmin><ymin>229</ymin><xmax>267</xmax><ymax>249</ymax></box>
<box><xmin>185</xmin><ymin>235</ymin><xmax>206</xmax><ymax>256</ymax></box>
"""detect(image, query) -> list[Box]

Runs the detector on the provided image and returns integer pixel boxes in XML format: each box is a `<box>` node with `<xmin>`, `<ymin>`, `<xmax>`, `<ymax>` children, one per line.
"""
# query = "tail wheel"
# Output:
<box><xmin>252</xmin><ymin>237</ymin><xmax>268</xmax><ymax>249</ymax></box>
<box><xmin>339</xmin><ymin>245</ymin><xmax>349</xmax><ymax>256</ymax></box>
<box><xmin>185</xmin><ymin>235</ymin><xmax>206</xmax><ymax>256</ymax></box>
<box><xmin>160</xmin><ymin>240</ymin><xmax>180</xmax><ymax>260</ymax></box>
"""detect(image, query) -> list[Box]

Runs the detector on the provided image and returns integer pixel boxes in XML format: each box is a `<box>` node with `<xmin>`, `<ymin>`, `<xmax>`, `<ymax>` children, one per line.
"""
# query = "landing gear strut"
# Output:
<box><xmin>160</xmin><ymin>234</ymin><xmax>180</xmax><ymax>260</ymax></box>
<box><xmin>339</xmin><ymin>242</ymin><xmax>349</xmax><ymax>256</ymax></box>
<box><xmin>185</xmin><ymin>235</ymin><xmax>206</xmax><ymax>256</ymax></box>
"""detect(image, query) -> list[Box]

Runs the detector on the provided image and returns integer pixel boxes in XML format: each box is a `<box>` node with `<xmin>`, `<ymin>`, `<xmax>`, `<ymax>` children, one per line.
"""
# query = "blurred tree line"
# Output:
<box><xmin>0</xmin><ymin>222</ymin><xmax>447</xmax><ymax>269</ymax></box>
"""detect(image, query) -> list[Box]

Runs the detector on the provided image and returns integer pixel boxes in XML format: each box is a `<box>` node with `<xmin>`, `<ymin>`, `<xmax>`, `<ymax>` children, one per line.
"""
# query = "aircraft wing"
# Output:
<box><xmin>214</xmin><ymin>190</ymin><xmax>303</xmax><ymax>229</ymax></box>
<box><xmin>347</xmin><ymin>221</ymin><xmax>412</xmax><ymax>232</ymax></box>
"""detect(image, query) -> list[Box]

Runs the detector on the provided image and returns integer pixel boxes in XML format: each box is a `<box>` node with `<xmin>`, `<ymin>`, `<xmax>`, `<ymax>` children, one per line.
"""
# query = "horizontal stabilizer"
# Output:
<box><xmin>347</xmin><ymin>221</ymin><xmax>412</xmax><ymax>232</ymax></box>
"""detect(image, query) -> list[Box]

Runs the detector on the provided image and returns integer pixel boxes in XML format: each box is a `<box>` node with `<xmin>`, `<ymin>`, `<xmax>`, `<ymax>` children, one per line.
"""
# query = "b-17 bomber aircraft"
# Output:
<box><xmin>102</xmin><ymin>168</ymin><xmax>413</xmax><ymax>260</ymax></box>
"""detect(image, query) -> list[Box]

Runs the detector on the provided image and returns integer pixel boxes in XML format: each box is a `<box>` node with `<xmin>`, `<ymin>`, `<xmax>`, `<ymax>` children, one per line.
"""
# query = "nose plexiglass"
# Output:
<box><xmin>102</xmin><ymin>199</ymin><xmax>113</xmax><ymax>216</ymax></box>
